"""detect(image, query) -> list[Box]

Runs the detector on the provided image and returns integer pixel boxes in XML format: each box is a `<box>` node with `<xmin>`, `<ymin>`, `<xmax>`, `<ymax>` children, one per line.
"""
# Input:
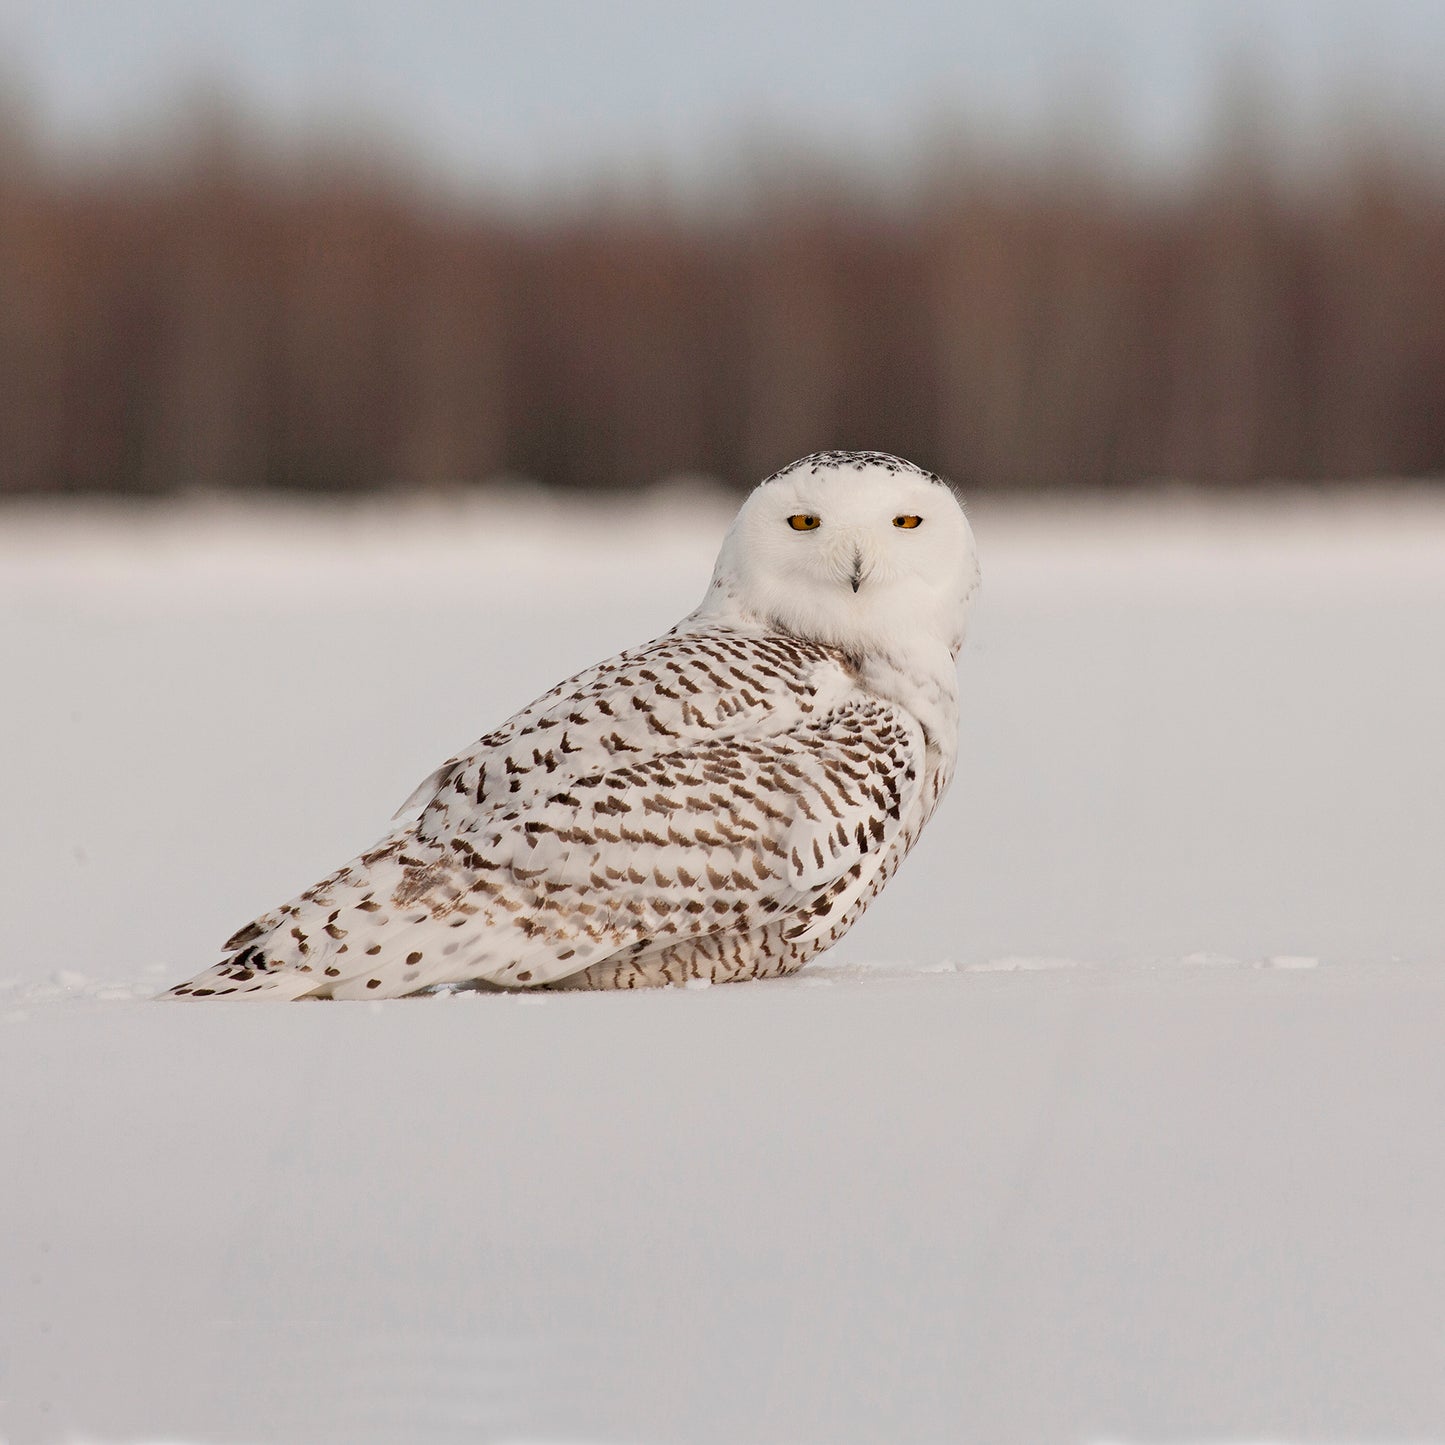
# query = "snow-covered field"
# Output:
<box><xmin>3</xmin><ymin>485</ymin><xmax>1444</xmax><ymax>1444</ymax></box>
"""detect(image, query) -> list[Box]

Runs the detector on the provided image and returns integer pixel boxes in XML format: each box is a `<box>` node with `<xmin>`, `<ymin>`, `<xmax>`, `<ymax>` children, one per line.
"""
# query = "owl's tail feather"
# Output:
<box><xmin>159</xmin><ymin>945</ymin><xmax>328</xmax><ymax>1000</ymax></box>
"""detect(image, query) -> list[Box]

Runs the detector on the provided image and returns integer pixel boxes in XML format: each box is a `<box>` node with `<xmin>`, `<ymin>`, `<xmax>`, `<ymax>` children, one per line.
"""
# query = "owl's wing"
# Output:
<box><xmin>171</xmin><ymin>626</ymin><xmax>920</xmax><ymax>999</ymax></box>
<box><xmin>175</xmin><ymin>696</ymin><xmax>921</xmax><ymax>998</ymax></box>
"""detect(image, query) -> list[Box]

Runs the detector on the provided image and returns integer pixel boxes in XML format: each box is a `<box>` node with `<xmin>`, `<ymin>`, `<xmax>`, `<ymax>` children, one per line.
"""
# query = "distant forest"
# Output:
<box><xmin>3</xmin><ymin>114</ymin><xmax>1444</xmax><ymax>494</ymax></box>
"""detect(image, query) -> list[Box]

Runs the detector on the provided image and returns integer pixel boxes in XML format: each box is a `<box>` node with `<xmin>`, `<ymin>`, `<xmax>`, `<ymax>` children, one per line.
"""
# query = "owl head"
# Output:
<box><xmin>702</xmin><ymin>452</ymin><xmax>980</xmax><ymax>660</ymax></box>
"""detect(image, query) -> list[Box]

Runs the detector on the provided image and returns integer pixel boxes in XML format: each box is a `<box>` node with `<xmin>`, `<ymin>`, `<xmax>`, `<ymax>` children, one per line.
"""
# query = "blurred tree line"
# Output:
<box><xmin>2</xmin><ymin>111</ymin><xmax>1443</xmax><ymax>494</ymax></box>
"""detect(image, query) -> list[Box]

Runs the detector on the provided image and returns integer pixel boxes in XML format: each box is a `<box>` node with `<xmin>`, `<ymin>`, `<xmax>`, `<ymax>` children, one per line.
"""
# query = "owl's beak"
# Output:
<box><xmin>850</xmin><ymin>548</ymin><xmax>864</xmax><ymax>593</ymax></box>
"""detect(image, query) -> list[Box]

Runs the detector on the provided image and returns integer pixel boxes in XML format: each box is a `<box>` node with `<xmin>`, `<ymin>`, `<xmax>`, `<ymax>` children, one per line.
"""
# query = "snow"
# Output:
<box><xmin>3</xmin><ymin>485</ymin><xmax>1445</xmax><ymax>1443</ymax></box>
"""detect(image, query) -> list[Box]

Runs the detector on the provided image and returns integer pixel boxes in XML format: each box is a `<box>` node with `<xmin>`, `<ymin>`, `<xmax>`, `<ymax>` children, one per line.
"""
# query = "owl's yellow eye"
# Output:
<box><xmin>893</xmin><ymin>514</ymin><xmax>922</xmax><ymax>529</ymax></box>
<box><xmin>787</xmin><ymin>514</ymin><xmax>820</xmax><ymax>531</ymax></box>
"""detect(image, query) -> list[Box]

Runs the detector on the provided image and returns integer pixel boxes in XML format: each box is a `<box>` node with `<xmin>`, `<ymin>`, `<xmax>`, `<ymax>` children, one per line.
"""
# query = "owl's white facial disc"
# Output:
<box><xmin>701</xmin><ymin>452</ymin><xmax>980</xmax><ymax>659</ymax></box>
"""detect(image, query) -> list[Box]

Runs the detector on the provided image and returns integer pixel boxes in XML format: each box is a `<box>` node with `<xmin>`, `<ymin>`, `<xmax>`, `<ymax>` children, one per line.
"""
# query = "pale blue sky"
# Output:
<box><xmin>2</xmin><ymin>1</ymin><xmax>1442</xmax><ymax>195</ymax></box>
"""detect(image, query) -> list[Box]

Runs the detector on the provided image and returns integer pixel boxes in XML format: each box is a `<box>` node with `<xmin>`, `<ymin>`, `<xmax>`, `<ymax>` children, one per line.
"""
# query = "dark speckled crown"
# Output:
<box><xmin>762</xmin><ymin>450</ymin><xmax>944</xmax><ymax>487</ymax></box>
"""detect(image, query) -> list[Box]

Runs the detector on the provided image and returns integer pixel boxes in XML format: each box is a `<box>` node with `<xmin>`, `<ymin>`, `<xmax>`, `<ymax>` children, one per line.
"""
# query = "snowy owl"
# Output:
<box><xmin>169</xmin><ymin>451</ymin><xmax>980</xmax><ymax>998</ymax></box>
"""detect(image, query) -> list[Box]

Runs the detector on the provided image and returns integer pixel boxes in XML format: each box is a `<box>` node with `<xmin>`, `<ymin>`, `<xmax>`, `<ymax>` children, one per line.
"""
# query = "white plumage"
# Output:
<box><xmin>169</xmin><ymin>451</ymin><xmax>980</xmax><ymax>998</ymax></box>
